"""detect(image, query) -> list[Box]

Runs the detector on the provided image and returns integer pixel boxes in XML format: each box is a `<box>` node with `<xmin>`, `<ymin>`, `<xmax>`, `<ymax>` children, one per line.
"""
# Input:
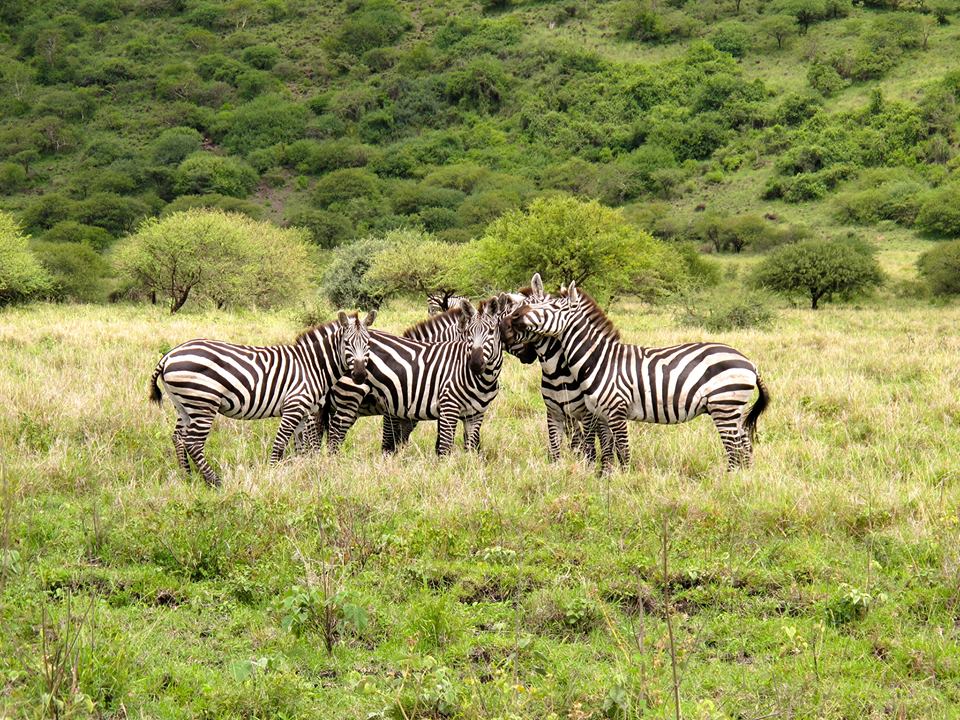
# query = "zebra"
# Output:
<box><xmin>504</xmin><ymin>273</ymin><xmax>599</xmax><ymax>462</ymax></box>
<box><xmin>149</xmin><ymin>311</ymin><xmax>375</xmax><ymax>486</ymax></box>
<box><xmin>427</xmin><ymin>290</ymin><xmax>470</xmax><ymax>316</ymax></box>
<box><xmin>508</xmin><ymin>279</ymin><xmax>769</xmax><ymax>473</ymax></box>
<box><xmin>326</xmin><ymin>297</ymin><xmax>507</xmax><ymax>456</ymax></box>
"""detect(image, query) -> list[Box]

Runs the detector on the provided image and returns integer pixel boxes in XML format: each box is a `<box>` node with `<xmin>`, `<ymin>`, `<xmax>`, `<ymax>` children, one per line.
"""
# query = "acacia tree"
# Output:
<box><xmin>363</xmin><ymin>229</ymin><xmax>462</xmax><ymax>299</ymax></box>
<box><xmin>761</xmin><ymin>14</ymin><xmax>796</xmax><ymax>49</ymax></box>
<box><xmin>113</xmin><ymin>209</ymin><xmax>313</xmax><ymax>313</ymax></box>
<box><xmin>0</xmin><ymin>212</ymin><xmax>50</xmax><ymax>305</ymax></box>
<box><xmin>459</xmin><ymin>195</ymin><xmax>693</xmax><ymax>302</ymax></box>
<box><xmin>753</xmin><ymin>239</ymin><xmax>883</xmax><ymax>309</ymax></box>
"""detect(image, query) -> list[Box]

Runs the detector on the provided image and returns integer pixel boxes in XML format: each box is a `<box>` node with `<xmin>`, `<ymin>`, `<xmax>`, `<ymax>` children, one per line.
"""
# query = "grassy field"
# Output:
<box><xmin>2</xmin><ymin>280</ymin><xmax>960</xmax><ymax>718</ymax></box>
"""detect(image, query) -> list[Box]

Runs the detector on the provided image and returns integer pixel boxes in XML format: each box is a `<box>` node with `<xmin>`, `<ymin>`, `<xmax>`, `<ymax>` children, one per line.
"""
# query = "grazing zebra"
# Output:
<box><xmin>509</xmin><ymin>280</ymin><xmax>769</xmax><ymax>473</ymax></box>
<box><xmin>326</xmin><ymin>298</ymin><xmax>507</xmax><ymax>455</ymax></box>
<box><xmin>149</xmin><ymin>311</ymin><xmax>375</xmax><ymax>486</ymax></box>
<box><xmin>427</xmin><ymin>291</ymin><xmax>470</xmax><ymax>316</ymax></box>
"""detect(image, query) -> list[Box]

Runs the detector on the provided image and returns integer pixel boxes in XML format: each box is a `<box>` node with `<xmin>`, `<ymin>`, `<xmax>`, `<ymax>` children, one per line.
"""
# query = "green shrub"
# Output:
<box><xmin>914</xmin><ymin>185</ymin><xmax>960</xmax><ymax>237</ymax></box>
<box><xmin>710</xmin><ymin>22</ymin><xmax>752</xmax><ymax>57</ymax></box>
<box><xmin>74</xmin><ymin>193</ymin><xmax>150</xmax><ymax>236</ymax></box>
<box><xmin>808</xmin><ymin>62</ymin><xmax>846</xmax><ymax>97</ymax></box>
<box><xmin>31</xmin><ymin>240</ymin><xmax>110</xmax><ymax>302</ymax></box>
<box><xmin>917</xmin><ymin>240</ymin><xmax>960</xmax><ymax>296</ymax></box>
<box><xmin>215</xmin><ymin>95</ymin><xmax>308</xmax><ymax>154</ymax></box>
<box><xmin>282</xmin><ymin>139</ymin><xmax>373</xmax><ymax>175</ymax></box>
<box><xmin>753</xmin><ymin>238</ymin><xmax>884</xmax><ymax>309</ymax></box>
<box><xmin>320</xmin><ymin>235</ymin><xmax>392</xmax><ymax>310</ymax></box>
<box><xmin>460</xmin><ymin>195</ymin><xmax>695</xmax><ymax>302</ymax></box>
<box><xmin>242</xmin><ymin>44</ymin><xmax>280</xmax><ymax>70</ymax></box>
<box><xmin>113</xmin><ymin>209</ymin><xmax>313</xmax><ymax>312</ymax></box>
<box><xmin>0</xmin><ymin>161</ymin><xmax>27</xmax><ymax>194</ymax></box>
<box><xmin>152</xmin><ymin>126</ymin><xmax>202</xmax><ymax>165</ymax></box>
<box><xmin>312</xmin><ymin>168</ymin><xmax>382</xmax><ymax>208</ymax></box>
<box><xmin>161</xmin><ymin>193</ymin><xmax>264</xmax><ymax>219</ymax></box>
<box><xmin>391</xmin><ymin>183</ymin><xmax>465</xmax><ymax>214</ymax></box>
<box><xmin>42</xmin><ymin>221</ymin><xmax>115</xmax><ymax>251</ymax></box>
<box><xmin>329</xmin><ymin>0</ymin><xmax>410</xmax><ymax>55</ymax></box>
<box><xmin>286</xmin><ymin>208</ymin><xmax>353</xmax><ymax>248</ymax></box>
<box><xmin>0</xmin><ymin>213</ymin><xmax>51</xmax><ymax>305</ymax></box>
<box><xmin>678</xmin><ymin>288</ymin><xmax>776</xmax><ymax>331</ymax></box>
<box><xmin>445</xmin><ymin>57</ymin><xmax>510</xmax><ymax>112</ymax></box>
<box><xmin>174</xmin><ymin>153</ymin><xmax>259</xmax><ymax>198</ymax></box>
<box><xmin>364</xmin><ymin>228</ymin><xmax>462</xmax><ymax>298</ymax></box>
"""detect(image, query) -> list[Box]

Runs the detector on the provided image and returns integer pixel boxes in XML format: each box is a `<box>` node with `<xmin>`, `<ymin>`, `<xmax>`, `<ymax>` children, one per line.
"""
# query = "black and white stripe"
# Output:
<box><xmin>427</xmin><ymin>291</ymin><xmax>470</xmax><ymax>316</ymax></box>
<box><xmin>149</xmin><ymin>312</ymin><xmax>375</xmax><ymax>486</ymax></box>
<box><xmin>510</xmin><ymin>280</ymin><xmax>769</xmax><ymax>472</ymax></box>
<box><xmin>327</xmin><ymin>298</ymin><xmax>506</xmax><ymax>455</ymax></box>
<box><xmin>505</xmin><ymin>274</ymin><xmax>598</xmax><ymax>462</ymax></box>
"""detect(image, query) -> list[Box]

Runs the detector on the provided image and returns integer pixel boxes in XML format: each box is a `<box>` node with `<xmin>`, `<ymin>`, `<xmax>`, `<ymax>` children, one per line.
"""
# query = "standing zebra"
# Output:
<box><xmin>505</xmin><ymin>274</ymin><xmax>599</xmax><ymax>462</ymax></box>
<box><xmin>509</xmin><ymin>280</ymin><xmax>768</xmax><ymax>473</ymax></box>
<box><xmin>149</xmin><ymin>311</ymin><xmax>375</xmax><ymax>486</ymax></box>
<box><xmin>427</xmin><ymin>291</ymin><xmax>470</xmax><ymax>316</ymax></box>
<box><xmin>326</xmin><ymin>298</ymin><xmax>506</xmax><ymax>455</ymax></box>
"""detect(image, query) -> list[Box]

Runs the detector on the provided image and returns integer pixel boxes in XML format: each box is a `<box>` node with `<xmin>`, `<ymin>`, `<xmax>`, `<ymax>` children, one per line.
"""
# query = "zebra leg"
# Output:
<box><xmin>271</xmin><ymin>401</ymin><xmax>309</xmax><ymax>464</ymax></box>
<box><xmin>597</xmin><ymin>419</ymin><xmax>616</xmax><ymax>475</ymax></box>
<box><xmin>710</xmin><ymin>409</ymin><xmax>746</xmax><ymax>471</ymax></box>
<box><xmin>382</xmin><ymin>417</ymin><xmax>404</xmax><ymax>453</ymax></box>
<box><xmin>182</xmin><ymin>414</ymin><xmax>221</xmax><ymax>488</ymax></box>
<box><xmin>579</xmin><ymin>417</ymin><xmax>599</xmax><ymax>463</ymax></box>
<box><xmin>463</xmin><ymin>415</ymin><xmax>484</xmax><ymax>452</ymax></box>
<box><xmin>609</xmin><ymin>408</ymin><xmax>631</xmax><ymax>469</ymax></box>
<box><xmin>173</xmin><ymin>418</ymin><xmax>190</xmax><ymax>473</ymax></box>
<box><xmin>435</xmin><ymin>400</ymin><xmax>459</xmax><ymax>457</ymax></box>
<box><xmin>545</xmin><ymin>409</ymin><xmax>566</xmax><ymax>462</ymax></box>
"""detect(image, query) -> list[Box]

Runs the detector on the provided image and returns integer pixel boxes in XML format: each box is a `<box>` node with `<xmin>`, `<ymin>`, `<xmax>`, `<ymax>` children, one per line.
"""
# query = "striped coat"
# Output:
<box><xmin>326</xmin><ymin>299</ymin><xmax>506</xmax><ymax>455</ymax></box>
<box><xmin>510</xmin><ymin>281</ymin><xmax>768</xmax><ymax>472</ymax></box>
<box><xmin>149</xmin><ymin>312</ymin><xmax>374</xmax><ymax>486</ymax></box>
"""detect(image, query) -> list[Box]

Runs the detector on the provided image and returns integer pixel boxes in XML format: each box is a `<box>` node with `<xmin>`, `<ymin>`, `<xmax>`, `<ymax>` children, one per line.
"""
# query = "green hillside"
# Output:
<box><xmin>2</xmin><ymin>0</ymin><xmax>958</xmax><ymax>278</ymax></box>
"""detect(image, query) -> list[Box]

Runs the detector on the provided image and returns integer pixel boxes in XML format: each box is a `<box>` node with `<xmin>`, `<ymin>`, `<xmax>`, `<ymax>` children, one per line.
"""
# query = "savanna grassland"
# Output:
<box><xmin>3</xmin><ymin>267</ymin><xmax>960</xmax><ymax>718</ymax></box>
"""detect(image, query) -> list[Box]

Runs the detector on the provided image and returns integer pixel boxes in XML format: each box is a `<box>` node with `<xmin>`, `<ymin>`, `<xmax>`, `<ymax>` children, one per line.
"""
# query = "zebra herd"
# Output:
<box><xmin>150</xmin><ymin>273</ymin><xmax>768</xmax><ymax>485</ymax></box>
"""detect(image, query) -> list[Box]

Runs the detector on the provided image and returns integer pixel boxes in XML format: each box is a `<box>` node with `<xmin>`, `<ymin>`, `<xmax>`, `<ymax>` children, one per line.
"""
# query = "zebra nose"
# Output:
<box><xmin>351</xmin><ymin>357</ymin><xmax>367</xmax><ymax>383</ymax></box>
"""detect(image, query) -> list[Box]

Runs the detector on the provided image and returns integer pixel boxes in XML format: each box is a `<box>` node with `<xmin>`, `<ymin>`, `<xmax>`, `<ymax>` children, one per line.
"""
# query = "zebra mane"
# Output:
<box><xmin>294</xmin><ymin>316</ymin><xmax>349</xmax><ymax>345</ymax></box>
<box><xmin>561</xmin><ymin>288</ymin><xmax>620</xmax><ymax>341</ymax></box>
<box><xmin>403</xmin><ymin>307</ymin><xmax>464</xmax><ymax>341</ymax></box>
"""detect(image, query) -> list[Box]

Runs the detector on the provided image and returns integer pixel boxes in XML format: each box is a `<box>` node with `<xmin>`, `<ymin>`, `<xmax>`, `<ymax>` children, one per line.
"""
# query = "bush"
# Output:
<box><xmin>391</xmin><ymin>183</ymin><xmax>465</xmax><ymax>215</ymax></box>
<box><xmin>215</xmin><ymin>95</ymin><xmax>308</xmax><ymax>154</ymax></box>
<box><xmin>753</xmin><ymin>238</ymin><xmax>884</xmax><ymax>308</ymax></box>
<box><xmin>364</xmin><ymin>228</ymin><xmax>462</xmax><ymax>298</ymax></box>
<box><xmin>312</xmin><ymin>168</ymin><xmax>382</xmax><ymax>208</ymax></box>
<box><xmin>914</xmin><ymin>185</ymin><xmax>960</xmax><ymax>237</ymax></box>
<box><xmin>917</xmin><ymin>240</ymin><xmax>960</xmax><ymax>296</ymax></box>
<box><xmin>329</xmin><ymin>0</ymin><xmax>410</xmax><ymax>55</ymax></box>
<box><xmin>31</xmin><ymin>240</ymin><xmax>110</xmax><ymax>302</ymax></box>
<box><xmin>152</xmin><ymin>127</ymin><xmax>203</xmax><ymax>165</ymax></box>
<box><xmin>282</xmin><ymin>139</ymin><xmax>373</xmax><ymax>175</ymax></box>
<box><xmin>710</xmin><ymin>23</ymin><xmax>752</xmax><ymax>58</ymax></box>
<box><xmin>242</xmin><ymin>44</ymin><xmax>280</xmax><ymax>70</ymax></box>
<box><xmin>678</xmin><ymin>288</ymin><xmax>777</xmax><ymax>331</ymax></box>
<box><xmin>286</xmin><ymin>208</ymin><xmax>353</xmax><ymax>248</ymax></box>
<box><xmin>461</xmin><ymin>195</ymin><xmax>696</xmax><ymax>302</ymax></box>
<box><xmin>0</xmin><ymin>161</ymin><xmax>27</xmax><ymax>194</ymax></box>
<box><xmin>42</xmin><ymin>221</ymin><xmax>115</xmax><ymax>251</ymax></box>
<box><xmin>174</xmin><ymin>153</ymin><xmax>259</xmax><ymax>198</ymax></box>
<box><xmin>320</xmin><ymin>235</ymin><xmax>393</xmax><ymax>310</ymax></box>
<box><xmin>113</xmin><ymin>209</ymin><xmax>313</xmax><ymax>312</ymax></box>
<box><xmin>833</xmin><ymin>175</ymin><xmax>924</xmax><ymax>227</ymax></box>
<box><xmin>0</xmin><ymin>213</ymin><xmax>51</xmax><ymax>305</ymax></box>
<box><xmin>161</xmin><ymin>193</ymin><xmax>264</xmax><ymax>219</ymax></box>
<box><xmin>808</xmin><ymin>63</ymin><xmax>846</xmax><ymax>97</ymax></box>
<box><xmin>445</xmin><ymin>57</ymin><xmax>510</xmax><ymax>113</ymax></box>
<box><xmin>74</xmin><ymin>193</ymin><xmax>150</xmax><ymax>236</ymax></box>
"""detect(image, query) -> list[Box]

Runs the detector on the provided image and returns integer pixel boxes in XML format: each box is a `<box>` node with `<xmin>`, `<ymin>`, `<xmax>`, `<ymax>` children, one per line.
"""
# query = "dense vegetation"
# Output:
<box><xmin>2</xmin><ymin>0</ymin><xmax>960</xmax><ymax>307</ymax></box>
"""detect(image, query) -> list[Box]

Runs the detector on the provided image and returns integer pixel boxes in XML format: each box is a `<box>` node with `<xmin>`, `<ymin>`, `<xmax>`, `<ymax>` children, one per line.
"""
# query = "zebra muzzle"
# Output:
<box><xmin>351</xmin><ymin>358</ymin><xmax>368</xmax><ymax>383</ymax></box>
<box><xmin>468</xmin><ymin>346</ymin><xmax>485</xmax><ymax>375</ymax></box>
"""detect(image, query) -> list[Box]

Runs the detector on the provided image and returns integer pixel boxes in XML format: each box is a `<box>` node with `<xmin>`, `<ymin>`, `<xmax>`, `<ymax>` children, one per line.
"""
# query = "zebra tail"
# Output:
<box><xmin>149</xmin><ymin>359</ymin><xmax>164</xmax><ymax>405</ymax></box>
<box><xmin>744</xmin><ymin>374</ymin><xmax>769</xmax><ymax>443</ymax></box>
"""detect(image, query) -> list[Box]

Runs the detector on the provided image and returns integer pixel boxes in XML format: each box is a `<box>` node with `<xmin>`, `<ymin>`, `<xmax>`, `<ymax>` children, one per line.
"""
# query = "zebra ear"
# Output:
<box><xmin>560</xmin><ymin>282</ymin><xmax>567</xmax><ymax>294</ymax></box>
<box><xmin>363</xmin><ymin>310</ymin><xmax>377</xmax><ymax>327</ymax></box>
<box><xmin>337</xmin><ymin>311</ymin><xmax>349</xmax><ymax>328</ymax></box>
<box><xmin>567</xmin><ymin>281</ymin><xmax>579</xmax><ymax>306</ymax></box>
<box><xmin>531</xmin><ymin>272</ymin><xmax>544</xmax><ymax>299</ymax></box>
<box><xmin>486</xmin><ymin>295</ymin><xmax>501</xmax><ymax>316</ymax></box>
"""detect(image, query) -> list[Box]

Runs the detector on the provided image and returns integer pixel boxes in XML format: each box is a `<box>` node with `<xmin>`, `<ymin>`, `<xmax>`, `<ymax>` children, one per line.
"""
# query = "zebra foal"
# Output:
<box><xmin>509</xmin><ymin>280</ymin><xmax>769</xmax><ymax>473</ymax></box>
<box><xmin>149</xmin><ymin>311</ymin><xmax>375</xmax><ymax>486</ymax></box>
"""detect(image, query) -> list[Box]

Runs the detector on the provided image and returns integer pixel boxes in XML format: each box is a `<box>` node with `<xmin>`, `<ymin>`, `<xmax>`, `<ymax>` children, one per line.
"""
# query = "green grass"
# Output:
<box><xmin>3</xmin><ymin>272</ymin><xmax>960</xmax><ymax>717</ymax></box>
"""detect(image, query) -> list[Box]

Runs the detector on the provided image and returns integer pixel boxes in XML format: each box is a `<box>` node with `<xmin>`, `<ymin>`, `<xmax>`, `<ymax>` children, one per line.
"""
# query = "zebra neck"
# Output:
<box><xmin>294</xmin><ymin>327</ymin><xmax>345</xmax><ymax>388</ymax></box>
<box><xmin>559</xmin><ymin>314</ymin><xmax>619</xmax><ymax>378</ymax></box>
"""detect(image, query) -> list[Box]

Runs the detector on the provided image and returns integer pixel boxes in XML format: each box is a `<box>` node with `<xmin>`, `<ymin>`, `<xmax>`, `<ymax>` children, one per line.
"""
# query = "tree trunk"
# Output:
<box><xmin>811</xmin><ymin>294</ymin><xmax>819</xmax><ymax>310</ymax></box>
<box><xmin>170</xmin><ymin>288</ymin><xmax>191</xmax><ymax>314</ymax></box>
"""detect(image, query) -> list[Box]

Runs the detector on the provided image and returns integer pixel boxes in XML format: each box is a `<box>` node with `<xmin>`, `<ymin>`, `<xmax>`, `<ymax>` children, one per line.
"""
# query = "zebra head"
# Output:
<box><xmin>337</xmin><ymin>310</ymin><xmax>376</xmax><ymax>383</ymax></box>
<box><xmin>459</xmin><ymin>298</ymin><xmax>504</xmax><ymax>375</ymax></box>
<box><xmin>509</xmin><ymin>279</ymin><xmax>580</xmax><ymax>338</ymax></box>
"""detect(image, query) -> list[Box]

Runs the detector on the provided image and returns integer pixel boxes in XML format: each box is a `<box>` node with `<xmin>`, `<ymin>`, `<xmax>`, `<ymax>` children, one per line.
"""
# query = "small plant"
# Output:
<box><xmin>277</xmin><ymin>582</ymin><xmax>369</xmax><ymax>650</ymax></box>
<box><xmin>38</xmin><ymin>595</ymin><xmax>96</xmax><ymax>719</ymax></box>
<box><xmin>825</xmin><ymin>583</ymin><xmax>885</xmax><ymax>626</ymax></box>
<box><xmin>479</xmin><ymin>545</ymin><xmax>517</xmax><ymax>564</ymax></box>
